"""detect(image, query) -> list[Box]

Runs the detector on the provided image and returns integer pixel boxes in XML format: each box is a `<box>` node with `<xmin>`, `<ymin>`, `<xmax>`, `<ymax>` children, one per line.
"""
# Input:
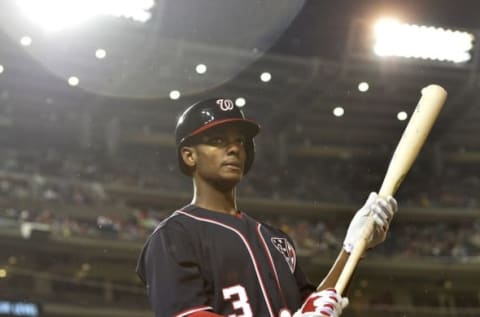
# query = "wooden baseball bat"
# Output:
<box><xmin>332</xmin><ymin>84</ymin><xmax>448</xmax><ymax>294</ymax></box>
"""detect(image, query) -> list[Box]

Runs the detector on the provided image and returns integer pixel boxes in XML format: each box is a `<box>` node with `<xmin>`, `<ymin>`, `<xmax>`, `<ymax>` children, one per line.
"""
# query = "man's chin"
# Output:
<box><xmin>215</xmin><ymin>173</ymin><xmax>243</xmax><ymax>189</ymax></box>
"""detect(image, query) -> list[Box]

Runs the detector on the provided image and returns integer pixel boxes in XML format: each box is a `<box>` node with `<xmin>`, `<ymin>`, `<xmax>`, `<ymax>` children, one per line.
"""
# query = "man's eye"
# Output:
<box><xmin>209</xmin><ymin>137</ymin><xmax>225</xmax><ymax>146</ymax></box>
<box><xmin>236</xmin><ymin>138</ymin><xmax>245</xmax><ymax>146</ymax></box>
<box><xmin>204</xmin><ymin>136</ymin><xmax>245</xmax><ymax>146</ymax></box>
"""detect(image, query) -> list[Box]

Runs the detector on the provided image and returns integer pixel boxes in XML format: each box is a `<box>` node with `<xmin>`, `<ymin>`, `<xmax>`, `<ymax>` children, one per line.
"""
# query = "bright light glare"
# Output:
<box><xmin>169</xmin><ymin>90</ymin><xmax>181</xmax><ymax>100</ymax></box>
<box><xmin>333</xmin><ymin>107</ymin><xmax>344</xmax><ymax>117</ymax></box>
<box><xmin>95</xmin><ymin>49</ymin><xmax>107</xmax><ymax>59</ymax></box>
<box><xmin>0</xmin><ymin>269</ymin><xmax>6</xmax><ymax>278</ymax></box>
<box><xmin>16</xmin><ymin>0</ymin><xmax>155</xmax><ymax>31</ymax></box>
<box><xmin>260</xmin><ymin>72</ymin><xmax>271</xmax><ymax>82</ymax></box>
<box><xmin>373</xmin><ymin>18</ymin><xmax>474</xmax><ymax>63</ymax></box>
<box><xmin>20</xmin><ymin>36</ymin><xmax>32</xmax><ymax>46</ymax></box>
<box><xmin>0</xmin><ymin>65</ymin><xmax>4</xmax><ymax>74</ymax></box>
<box><xmin>195</xmin><ymin>64</ymin><xmax>207</xmax><ymax>74</ymax></box>
<box><xmin>68</xmin><ymin>76</ymin><xmax>79</xmax><ymax>86</ymax></box>
<box><xmin>397</xmin><ymin>111</ymin><xmax>408</xmax><ymax>121</ymax></box>
<box><xmin>358</xmin><ymin>82</ymin><xmax>369</xmax><ymax>92</ymax></box>
<box><xmin>235</xmin><ymin>97</ymin><xmax>246</xmax><ymax>107</ymax></box>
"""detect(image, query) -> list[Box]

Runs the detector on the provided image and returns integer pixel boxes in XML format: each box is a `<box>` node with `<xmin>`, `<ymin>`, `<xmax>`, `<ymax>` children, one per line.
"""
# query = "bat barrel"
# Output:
<box><xmin>379</xmin><ymin>85</ymin><xmax>447</xmax><ymax>196</ymax></box>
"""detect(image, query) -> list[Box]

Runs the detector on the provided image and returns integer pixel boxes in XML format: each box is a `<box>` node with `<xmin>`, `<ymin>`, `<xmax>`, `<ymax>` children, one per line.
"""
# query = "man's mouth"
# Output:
<box><xmin>222</xmin><ymin>161</ymin><xmax>242</xmax><ymax>170</ymax></box>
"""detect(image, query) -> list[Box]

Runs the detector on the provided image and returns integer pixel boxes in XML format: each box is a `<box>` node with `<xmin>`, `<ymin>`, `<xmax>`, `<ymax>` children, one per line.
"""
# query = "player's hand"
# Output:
<box><xmin>293</xmin><ymin>288</ymin><xmax>348</xmax><ymax>317</ymax></box>
<box><xmin>343</xmin><ymin>192</ymin><xmax>398</xmax><ymax>253</ymax></box>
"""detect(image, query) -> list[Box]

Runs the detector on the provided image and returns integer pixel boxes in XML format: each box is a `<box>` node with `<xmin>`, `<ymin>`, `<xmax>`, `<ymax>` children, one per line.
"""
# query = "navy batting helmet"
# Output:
<box><xmin>175</xmin><ymin>98</ymin><xmax>260</xmax><ymax>176</ymax></box>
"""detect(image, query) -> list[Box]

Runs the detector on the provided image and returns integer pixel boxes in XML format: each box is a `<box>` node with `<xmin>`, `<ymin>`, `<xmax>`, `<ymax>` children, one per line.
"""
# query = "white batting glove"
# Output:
<box><xmin>293</xmin><ymin>288</ymin><xmax>348</xmax><ymax>317</ymax></box>
<box><xmin>343</xmin><ymin>192</ymin><xmax>398</xmax><ymax>254</ymax></box>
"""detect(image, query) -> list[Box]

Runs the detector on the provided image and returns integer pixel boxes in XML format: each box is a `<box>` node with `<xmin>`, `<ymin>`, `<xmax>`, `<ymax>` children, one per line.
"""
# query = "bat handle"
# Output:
<box><xmin>334</xmin><ymin>216</ymin><xmax>376</xmax><ymax>294</ymax></box>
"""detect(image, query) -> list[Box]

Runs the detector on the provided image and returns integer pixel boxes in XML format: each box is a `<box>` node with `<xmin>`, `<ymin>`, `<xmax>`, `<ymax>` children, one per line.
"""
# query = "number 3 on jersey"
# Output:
<box><xmin>222</xmin><ymin>285</ymin><xmax>253</xmax><ymax>317</ymax></box>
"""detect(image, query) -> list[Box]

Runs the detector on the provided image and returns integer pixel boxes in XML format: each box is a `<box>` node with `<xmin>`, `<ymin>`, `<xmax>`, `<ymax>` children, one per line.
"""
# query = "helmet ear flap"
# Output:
<box><xmin>243</xmin><ymin>138</ymin><xmax>255</xmax><ymax>174</ymax></box>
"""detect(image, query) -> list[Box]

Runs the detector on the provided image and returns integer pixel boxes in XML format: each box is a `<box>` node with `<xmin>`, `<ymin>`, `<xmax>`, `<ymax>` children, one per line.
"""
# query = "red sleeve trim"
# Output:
<box><xmin>189</xmin><ymin>312</ymin><xmax>223</xmax><ymax>317</ymax></box>
<box><xmin>174</xmin><ymin>306</ymin><xmax>215</xmax><ymax>317</ymax></box>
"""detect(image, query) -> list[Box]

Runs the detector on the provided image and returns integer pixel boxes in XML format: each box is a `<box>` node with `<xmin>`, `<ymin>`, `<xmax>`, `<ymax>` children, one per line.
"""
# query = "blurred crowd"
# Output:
<box><xmin>0</xmin><ymin>144</ymin><xmax>479</xmax><ymax>262</ymax></box>
<box><xmin>1</xmin><ymin>199</ymin><xmax>480</xmax><ymax>263</ymax></box>
<box><xmin>0</xmin><ymin>144</ymin><xmax>478</xmax><ymax>207</ymax></box>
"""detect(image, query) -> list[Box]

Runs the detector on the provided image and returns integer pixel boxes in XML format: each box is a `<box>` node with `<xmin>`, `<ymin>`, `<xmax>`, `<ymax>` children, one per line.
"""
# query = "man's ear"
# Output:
<box><xmin>180</xmin><ymin>146</ymin><xmax>197</xmax><ymax>169</ymax></box>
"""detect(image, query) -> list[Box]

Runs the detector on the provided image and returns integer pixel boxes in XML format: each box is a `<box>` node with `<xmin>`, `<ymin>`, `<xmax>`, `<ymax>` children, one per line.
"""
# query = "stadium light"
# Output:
<box><xmin>195</xmin><ymin>64</ymin><xmax>207</xmax><ymax>74</ymax></box>
<box><xmin>260</xmin><ymin>72</ymin><xmax>272</xmax><ymax>82</ymax></box>
<box><xmin>95</xmin><ymin>49</ymin><xmax>107</xmax><ymax>59</ymax></box>
<box><xmin>397</xmin><ymin>111</ymin><xmax>408</xmax><ymax>121</ymax></box>
<box><xmin>333</xmin><ymin>107</ymin><xmax>344</xmax><ymax>117</ymax></box>
<box><xmin>20</xmin><ymin>36</ymin><xmax>32</xmax><ymax>46</ymax></box>
<box><xmin>373</xmin><ymin>18</ymin><xmax>474</xmax><ymax>63</ymax></box>
<box><xmin>358</xmin><ymin>81</ymin><xmax>369</xmax><ymax>92</ymax></box>
<box><xmin>169</xmin><ymin>90</ymin><xmax>181</xmax><ymax>100</ymax></box>
<box><xmin>16</xmin><ymin>0</ymin><xmax>155</xmax><ymax>31</ymax></box>
<box><xmin>68</xmin><ymin>76</ymin><xmax>79</xmax><ymax>86</ymax></box>
<box><xmin>235</xmin><ymin>97</ymin><xmax>246</xmax><ymax>107</ymax></box>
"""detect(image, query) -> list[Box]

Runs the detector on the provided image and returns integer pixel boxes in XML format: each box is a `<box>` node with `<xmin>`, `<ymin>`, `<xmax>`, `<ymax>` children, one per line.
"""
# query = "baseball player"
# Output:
<box><xmin>136</xmin><ymin>98</ymin><xmax>398</xmax><ymax>317</ymax></box>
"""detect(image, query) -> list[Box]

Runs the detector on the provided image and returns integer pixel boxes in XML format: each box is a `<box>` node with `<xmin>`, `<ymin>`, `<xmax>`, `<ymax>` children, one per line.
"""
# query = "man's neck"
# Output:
<box><xmin>191</xmin><ymin>178</ymin><xmax>238</xmax><ymax>215</ymax></box>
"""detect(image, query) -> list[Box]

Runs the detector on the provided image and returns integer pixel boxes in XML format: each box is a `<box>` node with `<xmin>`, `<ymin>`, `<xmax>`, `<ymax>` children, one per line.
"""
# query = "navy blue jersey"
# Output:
<box><xmin>136</xmin><ymin>205</ymin><xmax>315</xmax><ymax>317</ymax></box>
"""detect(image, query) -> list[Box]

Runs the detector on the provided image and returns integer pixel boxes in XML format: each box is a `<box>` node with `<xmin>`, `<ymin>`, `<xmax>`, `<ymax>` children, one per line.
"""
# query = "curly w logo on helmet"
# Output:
<box><xmin>216</xmin><ymin>98</ymin><xmax>235</xmax><ymax>111</ymax></box>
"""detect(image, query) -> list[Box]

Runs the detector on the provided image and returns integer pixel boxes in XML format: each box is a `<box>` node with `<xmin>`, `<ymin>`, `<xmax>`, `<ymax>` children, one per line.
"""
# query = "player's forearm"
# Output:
<box><xmin>316</xmin><ymin>249</ymin><xmax>350</xmax><ymax>293</ymax></box>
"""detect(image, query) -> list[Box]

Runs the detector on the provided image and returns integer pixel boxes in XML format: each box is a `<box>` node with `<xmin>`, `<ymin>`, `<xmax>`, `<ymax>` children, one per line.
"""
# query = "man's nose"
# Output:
<box><xmin>226</xmin><ymin>141</ymin><xmax>242</xmax><ymax>155</ymax></box>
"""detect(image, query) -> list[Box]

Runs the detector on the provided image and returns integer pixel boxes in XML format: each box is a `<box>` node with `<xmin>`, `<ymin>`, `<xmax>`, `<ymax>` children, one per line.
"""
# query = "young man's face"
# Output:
<box><xmin>184</xmin><ymin>124</ymin><xmax>248</xmax><ymax>187</ymax></box>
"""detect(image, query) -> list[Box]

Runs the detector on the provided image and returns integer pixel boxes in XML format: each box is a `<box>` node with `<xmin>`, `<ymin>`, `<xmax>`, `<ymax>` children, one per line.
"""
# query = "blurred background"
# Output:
<box><xmin>0</xmin><ymin>0</ymin><xmax>479</xmax><ymax>316</ymax></box>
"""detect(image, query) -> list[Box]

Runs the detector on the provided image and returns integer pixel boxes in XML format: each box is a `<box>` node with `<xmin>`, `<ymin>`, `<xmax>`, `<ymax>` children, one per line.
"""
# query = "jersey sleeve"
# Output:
<box><xmin>283</xmin><ymin>234</ymin><xmax>316</xmax><ymax>301</ymax></box>
<box><xmin>293</xmin><ymin>261</ymin><xmax>316</xmax><ymax>301</ymax></box>
<box><xmin>268</xmin><ymin>224</ymin><xmax>317</xmax><ymax>303</ymax></box>
<box><xmin>136</xmin><ymin>219</ymin><xmax>212</xmax><ymax>317</ymax></box>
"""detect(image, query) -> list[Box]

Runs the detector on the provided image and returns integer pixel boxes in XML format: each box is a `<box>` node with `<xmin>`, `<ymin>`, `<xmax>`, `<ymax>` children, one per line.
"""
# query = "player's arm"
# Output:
<box><xmin>317</xmin><ymin>192</ymin><xmax>398</xmax><ymax>292</ymax></box>
<box><xmin>136</xmin><ymin>220</ymin><xmax>213</xmax><ymax>317</ymax></box>
<box><xmin>315</xmin><ymin>249</ymin><xmax>350</xmax><ymax>291</ymax></box>
<box><xmin>293</xmin><ymin>193</ymin><xmax>398</xmax><ymax>317</ymax></box>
